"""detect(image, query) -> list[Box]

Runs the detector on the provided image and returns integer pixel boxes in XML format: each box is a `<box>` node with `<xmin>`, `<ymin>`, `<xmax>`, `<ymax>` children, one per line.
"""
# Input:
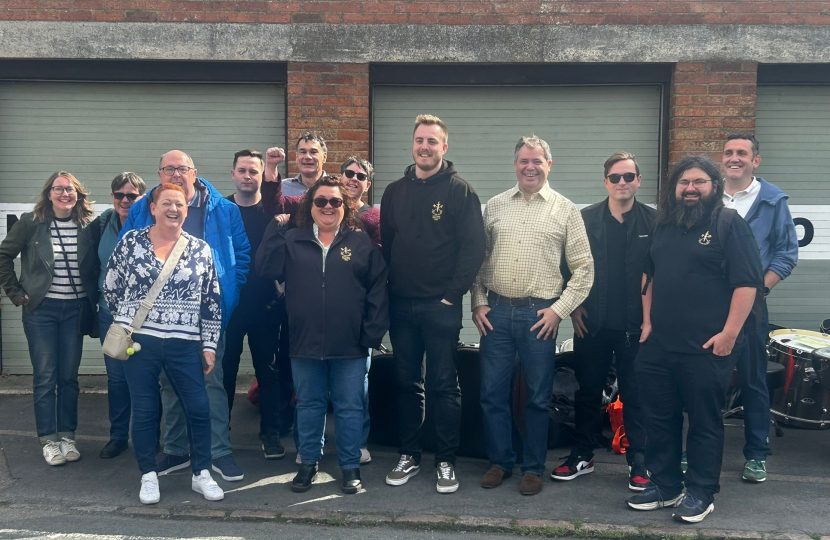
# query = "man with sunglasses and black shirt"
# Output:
<box><xmin>552</xmin><ymin>152</ymin><xmax>655</xmax><ymax>491</ymax></box>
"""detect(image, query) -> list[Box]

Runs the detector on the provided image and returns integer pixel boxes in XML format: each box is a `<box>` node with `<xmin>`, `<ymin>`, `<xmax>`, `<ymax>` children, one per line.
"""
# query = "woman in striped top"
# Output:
<box><xmin>0</xmin><ymin>171</ymin><xmax>98</xmax><ymax>467</ymax></box>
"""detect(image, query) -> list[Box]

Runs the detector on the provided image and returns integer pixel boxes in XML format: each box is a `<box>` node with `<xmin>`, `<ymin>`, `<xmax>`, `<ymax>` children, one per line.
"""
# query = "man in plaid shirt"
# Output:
<box><xmin>471</xmin><ymin>135</ymin><xmax>594</xmax><ymax>496</ymax></box>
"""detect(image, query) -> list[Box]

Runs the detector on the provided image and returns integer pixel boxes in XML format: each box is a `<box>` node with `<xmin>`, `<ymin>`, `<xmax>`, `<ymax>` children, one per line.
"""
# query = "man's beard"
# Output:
<box><xmin>669</xmin><ymin>192</ymin><xmax>719</xmax><ymax>229</ymax></box>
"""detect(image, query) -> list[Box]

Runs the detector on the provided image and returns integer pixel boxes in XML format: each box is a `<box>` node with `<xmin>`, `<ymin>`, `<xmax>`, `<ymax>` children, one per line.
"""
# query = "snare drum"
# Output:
<box><xmin>769</xmin><ymin>329</ymin><xmax>830</xmax><ymax>429</ymax></box>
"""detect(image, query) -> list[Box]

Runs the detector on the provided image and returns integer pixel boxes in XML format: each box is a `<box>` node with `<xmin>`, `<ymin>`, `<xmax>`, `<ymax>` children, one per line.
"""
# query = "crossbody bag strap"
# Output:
<box><xmin>130</xmin><ymin>234</ymin><xmax>189</xmax><ymax>331</ymax></box>
<box><xmin>51</xmin><ymin>221</ymin><xmax>82</xmax><ymax>299</ymax></box>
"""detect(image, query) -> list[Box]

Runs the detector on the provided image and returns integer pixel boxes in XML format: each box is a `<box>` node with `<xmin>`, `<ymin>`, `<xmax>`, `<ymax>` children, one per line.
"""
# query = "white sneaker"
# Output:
<box><xmin>192</xmin><ymin>469</ymin><xmax>224</xmax><ymax>501</ymax></box>
<box><xmin>140</xmin><ymin>472</ymin><xmax>160</xmax><ymax>504</ymax></box>
<box><xmin>360</xmin><ymin>448</ymin><xmax>371</xmax><ymax>464</ymax></box>
<box><xmin>59</xmin><ymin>437</ymin><xmax>80</xmax><ymax>462</ymax></box>
<box><xmin>43</xmin><ymin>440</ymin><xmax>66</xmax><ymax>466</ymax></box>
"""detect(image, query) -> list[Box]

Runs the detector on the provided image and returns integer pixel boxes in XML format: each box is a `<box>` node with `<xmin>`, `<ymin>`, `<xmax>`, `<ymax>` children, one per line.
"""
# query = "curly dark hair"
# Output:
<box><xmin>295</xmin><ymin>175</ymin><xmax>359</xmax><ymax>230</ymax></box>
<box><xmin>655</xmin><ymin>155</ymin><xmax>724</xmax><ymax>228</ymax></box>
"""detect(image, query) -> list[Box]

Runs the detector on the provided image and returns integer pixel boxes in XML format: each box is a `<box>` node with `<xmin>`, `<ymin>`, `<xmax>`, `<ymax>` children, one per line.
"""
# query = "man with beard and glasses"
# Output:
<box><xmin>626</xmin><ymin>156</ymin><xmax>762</xmax><ymax>523</ymax></box>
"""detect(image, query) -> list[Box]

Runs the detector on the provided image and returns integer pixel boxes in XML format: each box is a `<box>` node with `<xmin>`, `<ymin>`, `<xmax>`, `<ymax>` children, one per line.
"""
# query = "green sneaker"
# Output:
<box><xmin>742</xmin><ymin>459</ymin><xmax>767</xmax><ymax>483</ymax></box>
<box><xmin>680</xmin><ymin>452</ymin><xmax>688</xmax><ymax>474</ymax></box>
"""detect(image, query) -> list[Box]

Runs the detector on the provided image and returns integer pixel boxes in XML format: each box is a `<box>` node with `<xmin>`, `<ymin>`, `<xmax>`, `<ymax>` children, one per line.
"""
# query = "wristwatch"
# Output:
<box><xmin>763</xmin><ymin>286</ymin><xmax>771</xmax><ymax>298</ymax></box>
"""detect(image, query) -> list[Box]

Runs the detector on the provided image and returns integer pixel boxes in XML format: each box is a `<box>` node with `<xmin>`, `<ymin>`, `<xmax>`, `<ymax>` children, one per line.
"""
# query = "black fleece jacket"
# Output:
<box><xmin>256</xmin><ymin>223</ymin><xmax>389</xmax><ymax>360</ymax></box>
<box><xmin>380</xmin><ymin>160</ymin><xmax>486</xmax><ymax>305</ymax></box>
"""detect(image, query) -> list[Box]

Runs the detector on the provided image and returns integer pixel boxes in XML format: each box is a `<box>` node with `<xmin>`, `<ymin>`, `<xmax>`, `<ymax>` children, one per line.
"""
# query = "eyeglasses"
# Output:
<box><xmin>313</xmin><ymin>196</ymin><xmax>344</xmax><ymax>209</ymax></box>
<box><xmin>607</xmin><ymin>173</ymin><xmax>638</xmax><ymax>184</ymax></box>
<box><xmin>343</xmin><ymin>170</ymin><xmax>368</xmax><ymax>181</ymax></box>
<box><xmin>677</xmin><ymin>179</ymin><xmax>711</xmax><ymax>188</ymax></box>
<box><xmin>159</xmin><ymin>166</ymin><xmax>195</xmax><ymax>176</ymax></box>
<box><xmin>113</xmin><ymin>192</ymin><xmax>139</xmax><ymax>201</ymax></box>
<box><xmin>51</xmin><ymin>186</ymin><xmax>76</xmax><ymax>195</ymax></box>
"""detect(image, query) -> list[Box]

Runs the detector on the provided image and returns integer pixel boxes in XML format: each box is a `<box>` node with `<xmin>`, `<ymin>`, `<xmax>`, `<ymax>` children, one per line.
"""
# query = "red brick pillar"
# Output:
<box><xmin>669</xmin><ymin>61</ymin><xmax>758</xmax><ymax>166</ymax></box>
<box><xmin>286</xmin><ymin>62</ymin><xmax>370</xmax><ymax>177</ymax></box>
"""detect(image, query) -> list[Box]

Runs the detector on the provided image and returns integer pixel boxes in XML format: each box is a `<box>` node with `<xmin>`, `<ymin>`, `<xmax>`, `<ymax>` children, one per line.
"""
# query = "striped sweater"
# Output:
<box><xmin>46</xmin><ymin>217</ymin><xmax>87</xmax><ymax>300</ymax></box>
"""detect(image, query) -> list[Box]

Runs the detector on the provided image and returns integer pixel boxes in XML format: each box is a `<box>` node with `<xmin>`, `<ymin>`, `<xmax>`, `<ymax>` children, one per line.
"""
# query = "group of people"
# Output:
<box><xmin>0</xmin><ymin>113</ymin><xmax>797</xmax><ymax>524</ymax></box>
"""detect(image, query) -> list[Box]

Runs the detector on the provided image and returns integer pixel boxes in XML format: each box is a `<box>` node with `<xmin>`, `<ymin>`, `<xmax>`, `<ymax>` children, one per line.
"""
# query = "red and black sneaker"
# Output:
<box><xmin>628</xmin><ymin>466</ymin><xmax>651</xmax><ymax>491</ymax></box>
<box><xmin>550</xmin><ymin>455</ymin><xmax>594</xmax><ymax>481</ymax></box>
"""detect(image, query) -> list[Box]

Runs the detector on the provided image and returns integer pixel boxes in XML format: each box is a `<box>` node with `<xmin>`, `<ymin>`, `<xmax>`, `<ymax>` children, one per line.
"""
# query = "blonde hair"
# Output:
<box><xmin>33</xmin><ymin>171</ymin><xmax>94</xmax><ymax>225</ymax></box>
<box><xmin>414</xmin><ymin>114</ymin><xmax>448</xmax><ymax>143</ymax></box>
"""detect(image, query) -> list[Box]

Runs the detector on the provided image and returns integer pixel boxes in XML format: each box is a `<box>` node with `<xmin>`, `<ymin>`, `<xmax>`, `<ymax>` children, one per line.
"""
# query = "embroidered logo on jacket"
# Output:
<box><xmin>340</xmin><ymin>247</ymin><xmax>352</xmax><ymax>261</ymax></box>
<box><xmin>432</xmin><ymin>202</ymin><xmax>444</xmax><ymax>221</ymax></box>
<box><xmin>699</xmin><ymin>231</ymin><xmax>712</xmax><ymax>245</ymax></box>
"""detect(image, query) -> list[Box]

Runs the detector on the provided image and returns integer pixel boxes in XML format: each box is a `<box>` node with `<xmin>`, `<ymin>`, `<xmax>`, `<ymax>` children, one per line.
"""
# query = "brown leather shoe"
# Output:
<box><xmin>519</xmin><ymin>473</ymin><xmax>543</xmax><ymax>495</ymax></box>
<box><xmin>480</xmin><ymin>466</ymin><xmax>511</xmax><ymax>488</ymax></box>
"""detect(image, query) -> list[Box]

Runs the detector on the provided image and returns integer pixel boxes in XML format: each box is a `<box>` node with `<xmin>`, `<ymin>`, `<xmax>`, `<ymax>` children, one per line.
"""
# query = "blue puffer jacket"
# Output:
<box><xmin>120</xmin><ymin>178</ymin><xmax>250</xmax><ymax>330</ymax></box>
<box><xmin>744</xmin><ymin>177</ymin><xmax>798</xmax><ymax>280</ymax></box>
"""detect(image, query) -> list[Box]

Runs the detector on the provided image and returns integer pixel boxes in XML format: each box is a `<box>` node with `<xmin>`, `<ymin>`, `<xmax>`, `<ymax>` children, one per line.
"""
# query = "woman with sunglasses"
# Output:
<box><xmin>256</xmin><ymin>177</ymin><xmax>389</xmax><ymax>495</ymax></box>
<box><xmin>0</xmin><ymin>172</ymin><xmax>98</xmax><ymax>467</ymax></box>
<box><xmin>90</xmin><ymin>172</ymin><xmax>147</xmax><ymax>459</ymax></box>
<box><xmin>262</xmin><ymin>152</ymin><xmax>381</xmax><ymax>246</ymax></box>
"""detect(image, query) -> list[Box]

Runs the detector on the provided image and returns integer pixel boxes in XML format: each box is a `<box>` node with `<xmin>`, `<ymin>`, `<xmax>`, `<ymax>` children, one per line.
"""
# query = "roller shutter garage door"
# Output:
<box><xmin>756</xmin><ymin>86</ymin><xmax>830</xmax><ymax>331</ymax></box>
<box><xmin>0</xmin><ymin>81</ymin><xmax>286</xmax><ymax>374</ymax></box>
<box><xmin>373</xmin><ymin>85</ymin><xmax>663</xmax><ymax>345</ymax></box>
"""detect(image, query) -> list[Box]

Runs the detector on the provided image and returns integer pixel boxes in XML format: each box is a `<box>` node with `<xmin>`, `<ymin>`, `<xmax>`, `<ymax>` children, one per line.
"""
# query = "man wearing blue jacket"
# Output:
<box><xmin>122</xmin><ymin>150</ymin><xmax>251</xmax><ymax>482</ymax></box>
<box><xmin>721</xmin><ymin>133</ymin><xmax>798</xmax><ymax>483</ymax></box>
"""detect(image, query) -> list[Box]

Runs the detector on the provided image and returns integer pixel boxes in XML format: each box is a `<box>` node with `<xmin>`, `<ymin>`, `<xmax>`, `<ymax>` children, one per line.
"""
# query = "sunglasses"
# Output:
<box><xmin>343</xmin><ymin>170</ymin><xmax>368</xmax><ymax>181</ymax></box>
<box><xmin>113</xmin><ymin>192</ymin><xmax>140</xmax><ymax>201</ymax></box>
<box><xmin>606</xmin><ymin>172</ymin><xmax>639</xmax><ymax>184</ymax></box>
<box><xmin>313</xmin><ymin>196</ymin><xmax>344</xmax><ymax>209</ymax></box>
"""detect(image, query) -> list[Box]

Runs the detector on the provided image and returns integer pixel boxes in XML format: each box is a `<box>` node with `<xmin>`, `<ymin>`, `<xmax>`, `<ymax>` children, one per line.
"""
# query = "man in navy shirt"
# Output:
<box><xmin>626</xmin><ymin>156</ymin><xmax>762</xmax><ymax>524</ymax></box>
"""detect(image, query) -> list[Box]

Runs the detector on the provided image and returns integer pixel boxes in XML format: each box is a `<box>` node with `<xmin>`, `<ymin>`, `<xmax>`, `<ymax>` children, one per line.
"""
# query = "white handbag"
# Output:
<box><xmin>103</xmin><ymin>234</ymin><xmax>188</xmax><ymax>360</ymax></box>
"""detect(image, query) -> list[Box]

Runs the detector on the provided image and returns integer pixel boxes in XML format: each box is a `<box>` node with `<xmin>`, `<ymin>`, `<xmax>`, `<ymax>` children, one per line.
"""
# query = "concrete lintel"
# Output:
<box><xmin>1</xmin><ymin>22</ymin><xmax>829</xmax><ymax>64</ymax></box>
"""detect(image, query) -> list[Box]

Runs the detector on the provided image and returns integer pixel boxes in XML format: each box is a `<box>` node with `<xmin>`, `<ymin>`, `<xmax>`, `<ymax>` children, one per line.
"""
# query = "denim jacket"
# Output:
<box><xmin>744</xmin><ymin>177</ymin><xmax>798</xmax><ymax>280</ymax></box>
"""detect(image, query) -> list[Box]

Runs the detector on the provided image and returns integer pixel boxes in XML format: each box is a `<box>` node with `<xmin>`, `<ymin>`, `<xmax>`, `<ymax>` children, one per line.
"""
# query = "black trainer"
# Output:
<box><xmin>672</xmin><ymin>493</ymin><xmax>715</xmax><ymax>523</ymax></box>
<box><xmin>627</xmin><ymin>486</ymin><xmax>684</xmax><ymax>511</ymax></box>
<box><xmin>291</xmin><ymin>463</ymin><xmax>318</xmax><ymax>493</ymax></box>
<box><xmin>99</xmin><ymin>439</ymin><xmax>128</xmax><ymax>459</ymax></box>
<box><xmin>261</xmin><ymin>432</ymin><xmax>285</xmax><ymax>460</ymax></box>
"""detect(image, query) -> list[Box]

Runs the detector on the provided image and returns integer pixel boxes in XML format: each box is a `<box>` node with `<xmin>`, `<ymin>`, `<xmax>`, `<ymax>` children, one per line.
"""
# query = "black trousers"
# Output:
<box><xmin>572</xmin><ymin>329</ymin><xmax>645</xmax><ymax>464</ymax></box>
<box><xmin>390</xmin><ymin>296</ymin><xmax>463</xmax><ymax>467</ymax></box>
<box><xmin>222</xmin><ymin>300</ymin><xmax>283</xmax><ymax>436</ymax></box>
<box><xmin>635</xmin><ymin>342</ymin><xmax>737</xmax><ymax>505</ymax></box>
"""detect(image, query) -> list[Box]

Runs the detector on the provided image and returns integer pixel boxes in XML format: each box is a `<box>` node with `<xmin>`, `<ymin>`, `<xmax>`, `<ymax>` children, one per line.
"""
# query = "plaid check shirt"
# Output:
<box><xmin>470</xmin><ymin>183</ymin><xmax>594</xmax><ymax>320</ymax></box>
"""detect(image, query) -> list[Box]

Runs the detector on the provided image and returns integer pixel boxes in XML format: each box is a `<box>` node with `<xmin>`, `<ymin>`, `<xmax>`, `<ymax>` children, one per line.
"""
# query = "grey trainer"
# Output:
<box><xmin>386</xmin><ymin>454</ymin><xmax>420</xmax><ymax>486</ymax></box>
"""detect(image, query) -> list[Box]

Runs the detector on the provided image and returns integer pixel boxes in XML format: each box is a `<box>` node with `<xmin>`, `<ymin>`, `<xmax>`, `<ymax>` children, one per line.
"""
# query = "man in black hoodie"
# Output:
<box><xmin>381</xmin><ymin>114</ymin><xmax>486</xmax><ymax>494</ymax></box>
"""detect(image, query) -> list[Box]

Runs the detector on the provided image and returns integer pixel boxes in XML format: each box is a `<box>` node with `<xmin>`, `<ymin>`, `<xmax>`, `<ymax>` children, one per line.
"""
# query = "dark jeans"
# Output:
<box><xmin>123</xmin><ymin>335</ymin><xmax>211</xmax><ymax>475</ymax></box>
<box><xmin>735</xmin><ymin>302</ymin><xmax>771</xmax><ymax>460</ymax></box>
<box><xmin>636</xmin><ymin>342</ymin><xmax>737</xmax><ymax>505</ymax></box>
<box><xmin>479</xmin><ymin>299</ymin><xmax>557</xmax><ymax>476</ymax></box>
<box><xmin>223</xmin><ymin>302</ymin><xmax>282</xmax><ymax>436</ymax></box>
<box><xmin>98</xmin><ymin>308</ymin><xmax>131</xmax><ymax>441</ymax></box>
<box><xmin>292</xmin><ymin>357</ymin><xmax>366</xmax><ymax>470</ymax></box>
<box><xmin>390</xmin><ymin>296</ymin><xmax>463</xmax><ymax>467</ymax></box>
<box><xmin>276</xmin><ymin>301</ymin><xmax>295</xmax><ymax>433</ymax></box>
<box><xmin>22</xmin><ymin>297</ymin><xmax>84</xmax><ymax>444</ymax></box>
<box><xmin>573</xmin><ymin>329</ymin><xmax>645</xmax><ymax>464</ymax></box>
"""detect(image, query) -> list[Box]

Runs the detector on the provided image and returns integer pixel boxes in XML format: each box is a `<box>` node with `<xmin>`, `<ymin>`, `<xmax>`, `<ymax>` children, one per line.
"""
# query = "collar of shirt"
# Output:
<box><xmin>724</xmin><ymin>177</ymin><xmax>759</xmax><ymax>202</ymax></box>
<box><xmin>509</xmin><ymin>182</ymin><xmax>555</xmax><ymax>202</ymax></box>
<box><xmin>188</xmin><ymin>179</ymin><xmax>206</xmax><ymax>208</ymax></box>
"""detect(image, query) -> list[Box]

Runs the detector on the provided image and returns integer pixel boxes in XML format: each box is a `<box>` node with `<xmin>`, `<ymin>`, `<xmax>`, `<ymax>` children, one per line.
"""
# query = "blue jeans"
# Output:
<box><xmin>361</xmin><ymin>352</ymin><xmax>371</xmax><ymax>448</ymax></box>
<box><xmin>161</xmin><ymin>334</ymin><xmax>232</xmax><ymax>459</ymax></box>
<box><xmin>479</xmin><ymin>299</ymin><xmax>557</xmax><ymax>476</ymax></box>
<box><xmin>22</xmin><ymin>297</ymin><xmax>84</xmax><ymax>444</ymax></box>
<box><xmin>292</xmin><ymin>357</ymin><xmax>365</xmax><ymax>470</ymax></box>
<box><xmin>98</xmin><ymin>308</ymin><xmax>131</xmax><ymax>441</ymax></box>
<box><xmin>736</xmin><ymin>302</ymin><xmax>771</xmax><ymax>460</ymax></box>
<box><xmin>122</xmin><ymin>335</ymin><xmax>211</xmax><ymax>475</ymax></box>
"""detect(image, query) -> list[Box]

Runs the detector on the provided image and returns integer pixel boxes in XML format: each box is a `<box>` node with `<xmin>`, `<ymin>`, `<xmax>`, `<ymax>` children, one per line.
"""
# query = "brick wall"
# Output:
<box><xmin>2</xmin><ymin>1</ymin><xmax>829</xmax><ymax>24</ymax></box>
<box><xmin>286</xmin><ymin>62</ymin><xmax>369</xmax><ymax>177</ymax></box>
<box><xmin>668</xmin><ymin>61</ymin><xmax>758</xmax><ymax>165</ymax></box>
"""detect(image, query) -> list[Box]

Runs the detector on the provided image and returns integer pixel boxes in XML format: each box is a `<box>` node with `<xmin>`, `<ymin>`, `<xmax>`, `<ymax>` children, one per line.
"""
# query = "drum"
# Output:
<box><xmin>768</xmin><ymin>329</ymin><xmax>830</xmax><ymax>429</ymax></box>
